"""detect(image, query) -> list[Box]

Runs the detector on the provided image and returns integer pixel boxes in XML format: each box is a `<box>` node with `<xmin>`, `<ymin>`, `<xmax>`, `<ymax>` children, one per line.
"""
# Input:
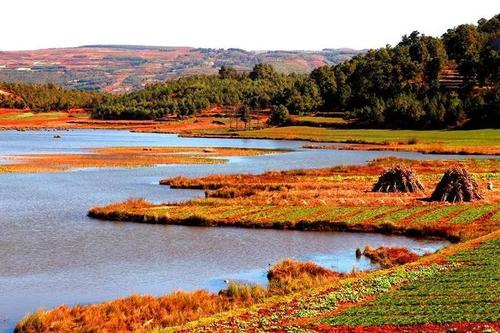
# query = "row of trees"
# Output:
<box><xmin>0</xmin><ymin>83</ymin><xmax>104</xmax><ymax>112</ymax></box>
<box><xmin>91</xmin><ymin>64</ymin><xmax>323</xmax><ymax>121</ymax></box>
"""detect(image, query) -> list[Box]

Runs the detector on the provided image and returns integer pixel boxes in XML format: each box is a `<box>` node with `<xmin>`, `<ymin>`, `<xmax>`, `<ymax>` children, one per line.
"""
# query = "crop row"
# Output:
<box><xmin>320</xmin><ymin>237</ymin><xmax>500</xmax><ymax>326</ymax></box>
<box><xmin>139</xmin><ymin>202</ymin><xmax>499</xmax><ymax>240</ymax></box>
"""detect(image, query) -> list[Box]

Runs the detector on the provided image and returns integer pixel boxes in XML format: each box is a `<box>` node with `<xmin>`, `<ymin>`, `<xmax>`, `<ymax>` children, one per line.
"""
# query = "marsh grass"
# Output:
<box><xmin>15</xmin><ymin>260</ymin><xmax>339</xmax><ymax>333</ymax></box>
<box><xmin>267</xmin><ymin>259</ymin><xmax>341</xmax><ymax>295</ymax></box>
<box><xmin>362</xmin><ymin>246</ymin><xmax>420</xmax><ymax>268</ymax></box>
<box><xmin>0</xmin><ymin>147</ymin><xmax>280</xmax><ymax>173</ymax></box>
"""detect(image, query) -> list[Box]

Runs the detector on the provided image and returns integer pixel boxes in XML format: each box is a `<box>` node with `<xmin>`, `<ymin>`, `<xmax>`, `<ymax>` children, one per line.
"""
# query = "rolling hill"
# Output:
<box><xmin>0</xmin><ymin>45</ymin><xmax>364</xmax><ymax>93</ymax></box>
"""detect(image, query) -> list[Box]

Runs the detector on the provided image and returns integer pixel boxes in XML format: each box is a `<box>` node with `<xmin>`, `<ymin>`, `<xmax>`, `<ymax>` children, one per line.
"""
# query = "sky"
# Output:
<box><xmin>1</xmin><ymin>0</ymin><xmax>498</xmax><ymax>51</ymax></box>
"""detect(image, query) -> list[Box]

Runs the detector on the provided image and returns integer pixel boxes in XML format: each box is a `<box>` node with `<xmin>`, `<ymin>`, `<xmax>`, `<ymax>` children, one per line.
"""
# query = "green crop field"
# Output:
<box><xmin>232</xmin><ymin>127</ymin><xmax>500</xmax><ymax>147</ymax></box>
<box><xmin>321</xmin><ymin>237</ymin><xmax>500</xmax><ymax>327</ymax></box>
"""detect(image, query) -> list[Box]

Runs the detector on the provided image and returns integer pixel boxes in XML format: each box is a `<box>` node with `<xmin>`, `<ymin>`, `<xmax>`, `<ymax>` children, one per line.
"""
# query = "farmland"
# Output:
<box><xmin>90</xmin><ymin>157</ymin><xmax>500</xmax><ymax>241</ymax></box>
<box><xmin>320</xmin><ymin>237</ymin><xmax>499</xmax><ymax>328</ymax></box>
<box><xmin>0</xmin><ymin>46</ymin><xmax>363</xmax><ymax>93</ymax></box>
<box><xmin>170</xmin><ymin>231</ymin><xmax>500</xmax><ymax>333</ymax></box>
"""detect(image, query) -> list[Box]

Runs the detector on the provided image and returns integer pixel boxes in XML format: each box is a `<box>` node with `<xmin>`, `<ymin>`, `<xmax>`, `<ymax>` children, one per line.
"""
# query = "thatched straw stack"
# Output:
<box><xmin>372</xmin><ymin>165</ymin><xmax>425</xmax><ymax>193</ymax></box>
<box><xmin>431</xmin><ymin>167</ymin><xmax>482</xmax><ymax>203</ymax></box>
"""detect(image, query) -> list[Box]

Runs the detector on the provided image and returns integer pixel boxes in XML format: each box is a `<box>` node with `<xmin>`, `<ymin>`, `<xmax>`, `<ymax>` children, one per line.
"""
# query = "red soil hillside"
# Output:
<box><xmin>0</xmin><ymin>46</ymin><xmax>364</xmax><ymax>93</ymax></box>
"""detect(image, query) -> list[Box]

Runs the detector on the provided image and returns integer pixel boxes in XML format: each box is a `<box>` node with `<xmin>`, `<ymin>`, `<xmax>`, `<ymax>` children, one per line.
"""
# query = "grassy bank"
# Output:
<box><xmin>0</xmin><ymin>108</ymin><xmax>250</xmax><ymax>133</ymax></box>
<box><xmin>187</xmin><ymin>127</ymin><xmax>500</xmax><ymax>155</ymax></box>
<box><xmin>15</xmin><ymin>157</ymin><xmax>500</xmax><ymax>332</ymax></box>
<box><xmin>14</xmin><ymin>259</ymin><xmax>342</xmax><ymax>333</ymax></box>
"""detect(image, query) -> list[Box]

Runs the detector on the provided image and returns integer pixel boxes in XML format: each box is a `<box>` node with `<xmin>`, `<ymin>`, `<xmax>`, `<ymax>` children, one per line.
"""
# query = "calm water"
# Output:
<box><xmin>0</xmin><ymin>130</ymin><xmax>463</xmax><ymax>332</ymax></box>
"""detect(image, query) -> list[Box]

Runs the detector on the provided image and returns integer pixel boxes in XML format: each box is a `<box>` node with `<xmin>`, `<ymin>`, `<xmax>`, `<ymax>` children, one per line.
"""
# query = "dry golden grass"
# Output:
<box><xmin>0</xmin><ymin>146</ymin><xmax>282</xmax><ymax>173</ymax></box>
<box><xmin>15</xmin><ymin>290</ymin><xmax>252</xmax><ymax>333</ymax></box>
<box><xmin>362</xmin><ymin>246</ymin><xmax>420</xmax><ymax>268</ymax></box>
<box><xmin>15</xmin><ymin>261</ymin><xmax>337</xmax><ymax>333</ymax></box>
<box><xmin>267</xmin><ymin>259</ymin><xmax>341</xmax><ymax>295</ymax></box>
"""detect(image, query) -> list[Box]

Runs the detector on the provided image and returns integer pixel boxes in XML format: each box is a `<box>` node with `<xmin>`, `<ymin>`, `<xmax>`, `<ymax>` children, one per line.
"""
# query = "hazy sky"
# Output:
<box><xmin>1</xmin><ymin>0</ymin><xmax>498</xmax><ymax>51</ymax></box>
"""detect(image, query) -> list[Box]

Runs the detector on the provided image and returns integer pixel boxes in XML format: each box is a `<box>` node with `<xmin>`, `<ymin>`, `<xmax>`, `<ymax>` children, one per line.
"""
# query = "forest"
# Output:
<box><xmin>1</xmin><ymin>14</ymin><xmax>498</xmax><ymax>128</ymax></box>
<box><xmin>92</xmin><ymin>14</ymin><xmax>500</xmax><ymax>129</ymax></box>
<box><xmin>0</xmin><ymin>82</ymin><xmax>104</xmax><ymax>112</ymax></box>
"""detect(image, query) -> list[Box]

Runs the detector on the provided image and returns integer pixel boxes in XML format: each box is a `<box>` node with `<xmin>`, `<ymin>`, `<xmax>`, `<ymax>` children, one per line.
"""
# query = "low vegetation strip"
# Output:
<box><xmin>412</xmin><ymin>205</ymin><xmax>466</xmax><ymax>225</ymax></box>
<box><xmin>447</xmin><ymin>205</ymin><xmax>497</xmax><ymax>225</ymax></box>
<box><xmin>191</xmin><ymin>127</ymin><xmax>500</xmax><ymax>155</ymax></box>
<box><xmin>90</xmin><ymin>200</ymin><xmax>499</xmax><ymax>242</ymax></box>
<box><xmin>0</xmin><ymin>146</ymin><xmax>284</xmax><ymax>173</ymax></box>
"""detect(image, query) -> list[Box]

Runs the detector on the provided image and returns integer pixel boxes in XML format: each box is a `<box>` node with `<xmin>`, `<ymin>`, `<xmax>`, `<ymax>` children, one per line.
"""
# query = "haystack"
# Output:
<box><xmin>430</xmin><ymin>167</ymin><xmax>482</xmax><ymax>203</ymax></box>
<box><xmin>372</xmin><ymin>165</ymin><xmax>424</xmax><ymax>193</ymax></box>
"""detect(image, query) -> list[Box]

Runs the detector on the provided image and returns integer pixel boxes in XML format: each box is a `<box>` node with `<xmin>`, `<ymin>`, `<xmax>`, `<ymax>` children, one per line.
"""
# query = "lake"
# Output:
<box><xmin>0</xmin><ymin>130</ymin><xmax>469</xmax><ymax>332</ymax></box>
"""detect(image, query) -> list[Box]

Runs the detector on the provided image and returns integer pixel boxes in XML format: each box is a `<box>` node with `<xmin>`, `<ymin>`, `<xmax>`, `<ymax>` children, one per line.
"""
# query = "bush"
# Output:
<box><xmin>363</xmin><ymin>246</ymin><xmax>420</xmax><ymax>268</ymax></box>
<box><xmin>267</xmin><ymin>259</ymin><xmax>340</xmax><ymax>294</ymax></box>
<box><xmin>268</xmin><ymin>104</ymin><xmax>289</xmax><ymax>125</ymax></box>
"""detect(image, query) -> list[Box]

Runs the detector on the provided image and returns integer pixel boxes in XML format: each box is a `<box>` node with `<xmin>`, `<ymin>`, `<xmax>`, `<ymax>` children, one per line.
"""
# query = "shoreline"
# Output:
<box><xmin>2</xmin><ymin>125</ymin><xmax>499</xmax><ymax>156</ymax></box>
<box><xmin>179</xmin><ymin>132</ymin><xmax>500</xmax><ymax>156</ymax></box>
<box><xmin>15</xmin><ymin>226</ymin><xmax>500</xmax><ymax>332</ymax></box>
<box><xmin>0</xmin><ymin>109</ymin><xmax>498</xmax><ymax>156</ymax></box>
<box><xmin>87</xmin><ymin>208</ymin><xmax>462</xmax><ymax>242</ymax></box>
<box><xmin>14</xmin><ymin>151</ymin><xmax>500</xmax><ymax>331</ymax></box>
<box><xmin>0</xmin><ymin>146</ymin><xmax>285</xmax><ymax>173</ymax></box>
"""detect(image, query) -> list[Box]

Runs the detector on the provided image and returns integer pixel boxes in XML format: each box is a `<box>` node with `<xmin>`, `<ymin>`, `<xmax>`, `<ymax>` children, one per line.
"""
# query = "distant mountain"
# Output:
<box><xmin>0</xmin><ymin>45</ymin><xmax>364</xmax><ymax>93</ymax></box>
